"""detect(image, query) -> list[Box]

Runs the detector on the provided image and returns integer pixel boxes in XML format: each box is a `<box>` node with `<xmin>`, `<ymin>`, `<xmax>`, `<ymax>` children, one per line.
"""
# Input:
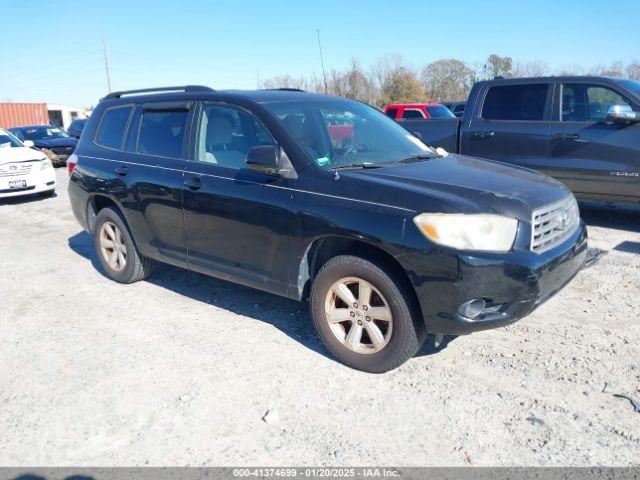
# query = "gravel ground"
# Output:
<box><xmin>1</xmin><ymin>168</ymin><xmax>639</xmax><ymax>466</ymax></box>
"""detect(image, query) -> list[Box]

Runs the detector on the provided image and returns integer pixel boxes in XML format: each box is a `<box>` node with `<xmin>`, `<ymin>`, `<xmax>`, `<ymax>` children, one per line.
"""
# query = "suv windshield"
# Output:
<box><xmin>618</xmin><ymin>79</ymin><xmax>640</xmax><ymax>100</ymax></box>
<box><xmin>0</xmin><ymin>129</ymin><xmax>24</xmax><ymax>148</ymax></box>
<box><xmin>20</xmin><ymin>126</ymin><xmax>70</xmax><ymax>140</ymax></box>
<box><xmin>263</xmin><ymin>98</ymin><xmax>435</xmax><ymax>169</ymax></box>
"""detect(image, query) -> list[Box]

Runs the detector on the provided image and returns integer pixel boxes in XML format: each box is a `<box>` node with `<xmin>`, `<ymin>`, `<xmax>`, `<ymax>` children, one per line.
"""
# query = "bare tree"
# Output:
<box><xmin>483</xmin><ymin>54</ymin><xmax>513</xmax><ymax>79</ymax></box>
<box><xmin>260</xmin><ymin>74</ymin><xmax>308</xmax><ymax>90</ymax></box>
<box><xmin>258</xmin><ymin>55</ymin><xmax>640</xmax><ymax>108</ymax></box>
<box><xmin>591</xmin><ymin>61</ymin><xmax>625</xmax><ymax>77</ymax></box>
<box><xmin>370</xmin><ymin>54</ymin><xmax>426</xmax><ymax>106</ymax></box>
<box><xmin>420</xmin><ymin>58</ymin><xmax>475</xmax><ymax>102</ymax></box>
<box><xmin>325</xmin><ymin>58</ymin><xmax>377</xmax><ymax>103</ymax></box>
<box><xmin>627</xmin><ymin>62</ymin><xmax>640</xmax><ymax>81</ymax></box>
<box><xmin>555</xmin><ymin>64</ymin><xmax>585</xmax><ymax>76</ymax></box>
<box><xmin>510</xmin><ymin>61</ymin><xmax>549</xmax><ymax>78</ymax></box>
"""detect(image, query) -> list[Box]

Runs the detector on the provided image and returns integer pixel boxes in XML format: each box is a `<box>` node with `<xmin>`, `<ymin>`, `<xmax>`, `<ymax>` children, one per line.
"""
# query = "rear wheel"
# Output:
<box><xmin>93</xmin><ymin>207</ymin><xmax>154</xmax><ymax>283</ymax></box>
<box><xmin>310</xmin><ymin>255</ymin><xmax>425</xmax><ymax>373</ymax></box>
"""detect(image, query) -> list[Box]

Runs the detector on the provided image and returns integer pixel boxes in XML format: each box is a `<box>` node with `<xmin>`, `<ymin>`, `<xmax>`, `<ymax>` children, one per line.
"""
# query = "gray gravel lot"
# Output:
<box><xmin>1</xmin><ymin>168</ymin><xmax>639</xmax><ymax>466</ymax></box>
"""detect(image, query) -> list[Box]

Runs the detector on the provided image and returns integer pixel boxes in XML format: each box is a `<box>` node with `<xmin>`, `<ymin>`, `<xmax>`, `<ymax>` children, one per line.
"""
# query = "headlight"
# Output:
<box><xmin>40</xmin><ymin>158</ymin><xmax>52</xmax><ymax>170</ymax></box>
<box><xmin>413</xmin><ymin>213</ymin><xmax>518</xmax><ymax>252</ymax></box>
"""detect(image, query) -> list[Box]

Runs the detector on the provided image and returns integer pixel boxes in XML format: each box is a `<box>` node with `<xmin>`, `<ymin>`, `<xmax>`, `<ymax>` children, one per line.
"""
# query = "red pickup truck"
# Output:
<box><xmin>384</xmin><ymin>103</ymin><xmax>455</xmax><ymax>120</ymax></box>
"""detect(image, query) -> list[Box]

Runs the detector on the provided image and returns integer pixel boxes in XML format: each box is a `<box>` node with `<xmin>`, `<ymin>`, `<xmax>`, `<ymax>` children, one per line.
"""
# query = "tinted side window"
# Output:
<box><xmin>385</xmin><ymin>108</ymin><xmax>398</xmax><ymax>118</ymax></box>
<box><xmin>402</xmin><ymin>109</ymin><xmax>424</xmax><ymax>119</ymax></box>
<box><xmin>482</xmin><ymin>84</ymin><xmax>549</xmax><ymax>121</ymax></box>
<box><xmin>138</xmin><ymin>109</ymin><xmax>188</xmax><ymax>158</ymax></box>
<box><xmin>95</xmin><ymin>106</ymin><xmax>132</xmax><ymax>149</ymax></box>
<box><xmin>562</xmin><ymin>84</ymin><xmax>632</xmax><ymax>122</ymax></box>
<box><xmin>196</xmin><ymin>104</ymin><xmax>276</xmax><ymax>169</ymax></box>
<box><xmin>454</xmin><ymin>104</ymin><xmax>465</xmax><ymax>112</ymax></box>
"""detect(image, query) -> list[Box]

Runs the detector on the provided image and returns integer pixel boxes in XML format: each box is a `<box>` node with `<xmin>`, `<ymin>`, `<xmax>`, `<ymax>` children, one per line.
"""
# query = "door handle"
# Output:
<box><xmin>554</xmin><ymin>133</ymin><xmax>580</xmax><ymax>140</ymax></box>
<box><xmin>114</xmin><ymin>166</ymin><xmax>129</xmax><ymax>176</ymax></box>
<box><xmin>183</xmin><ymin>177</ymin><xmax>202</xmax><ymax>190</ymax></box>
<box><xmin>471</xmin><ymin>131</ymin><xmax>495</xmax><ymax>139</ymax></box>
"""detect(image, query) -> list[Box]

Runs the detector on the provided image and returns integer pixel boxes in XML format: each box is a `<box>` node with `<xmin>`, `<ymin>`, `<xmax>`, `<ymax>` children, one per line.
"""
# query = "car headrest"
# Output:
<box><xmin>206</xmin><ymin>115</ymin><xmax>234</xmax><ymax>145</ymax></box>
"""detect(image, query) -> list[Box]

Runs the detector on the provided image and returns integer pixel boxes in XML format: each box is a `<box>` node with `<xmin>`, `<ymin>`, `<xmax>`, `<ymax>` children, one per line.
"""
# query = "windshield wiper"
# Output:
<box><xmin>334</xmin><ymin>162</ymin><xmax>383</xmax><ymax>170</ymax></box>
<box><xmin>392</xmin><ymin>154</ymin><xmax>438</xmax><ymax>165</ymax></box>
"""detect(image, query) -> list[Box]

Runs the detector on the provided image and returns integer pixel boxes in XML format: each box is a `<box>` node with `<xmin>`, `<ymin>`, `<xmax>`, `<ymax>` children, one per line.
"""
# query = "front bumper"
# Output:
<box><xmin>0</xmin><ymin>167</ymin><xmax>56</xmax><ymax>198</ymax></box>
<box><xmin>40</xmin><ymin>147</ymin><xmax>75</xmax><ymax>166</ymax></box>
<box><xmin>400</xmin><ymin>222</ymin><xmax>588</xmax><ymax>335</ymax></box>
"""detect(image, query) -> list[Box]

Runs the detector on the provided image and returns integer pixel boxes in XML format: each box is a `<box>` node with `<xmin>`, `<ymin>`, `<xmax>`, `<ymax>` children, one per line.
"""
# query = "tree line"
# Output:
<box><xmin>260</xmin><ymin>54</ymin><xmax>640</xmax><ymax>108</ymax></box>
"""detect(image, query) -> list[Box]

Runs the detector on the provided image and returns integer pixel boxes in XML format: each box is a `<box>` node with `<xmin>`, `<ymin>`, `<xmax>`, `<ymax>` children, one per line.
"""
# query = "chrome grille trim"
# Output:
<box><xmin>0</xmin><ymin>162</ymin><xmax>36</xmax><ymax>178</ymax></box>
<box><xmin>531</xmin><ymin>195</ymin><xmax>580</xmax><ymax>253</ymax></box>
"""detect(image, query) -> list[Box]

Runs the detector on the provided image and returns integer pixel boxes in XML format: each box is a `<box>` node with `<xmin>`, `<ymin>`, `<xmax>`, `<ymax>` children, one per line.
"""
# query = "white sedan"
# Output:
<box><xmin>0</xmin><ymin>128</ymin><xmax>56</xmax><ymax>199</ymax></box>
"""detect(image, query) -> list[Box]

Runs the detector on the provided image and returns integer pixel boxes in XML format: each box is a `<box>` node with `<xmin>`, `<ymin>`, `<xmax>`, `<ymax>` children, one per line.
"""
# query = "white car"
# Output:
<box><xmin>0</xmin><ymin>128</ymin><xmax>56</xmax><ymax>199</ymax></box>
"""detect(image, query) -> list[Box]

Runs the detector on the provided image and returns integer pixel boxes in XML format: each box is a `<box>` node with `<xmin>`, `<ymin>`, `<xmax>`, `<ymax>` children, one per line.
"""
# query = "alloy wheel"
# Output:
<box><xmin>324</xmin><ymin>276</ymin><xmax>393</xmax><ymax>354</ymax></box>
<box><xmin>99</xmin><ymin>221</ymin><xmax>127</xmax><ymax>272</ymax></box>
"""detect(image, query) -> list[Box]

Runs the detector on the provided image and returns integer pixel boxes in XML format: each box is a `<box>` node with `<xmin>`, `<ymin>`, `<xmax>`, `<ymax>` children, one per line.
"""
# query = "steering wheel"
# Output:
<box><xmin>343</xmin><ymin>143</ymin><xmax>369</xmax><ymax>156</ymax></box>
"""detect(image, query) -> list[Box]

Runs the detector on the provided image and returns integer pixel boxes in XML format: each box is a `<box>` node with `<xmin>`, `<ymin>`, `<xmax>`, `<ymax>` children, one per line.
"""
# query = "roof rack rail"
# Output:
<box><xmin>264</xmin><ymin>88</ymin><xmax>305</xmax><ymax>92</ymax></box>
<box><xmin>103</xmin><ymin>85</ymin><xmax>214</xmax><ymax>100</ymax></box>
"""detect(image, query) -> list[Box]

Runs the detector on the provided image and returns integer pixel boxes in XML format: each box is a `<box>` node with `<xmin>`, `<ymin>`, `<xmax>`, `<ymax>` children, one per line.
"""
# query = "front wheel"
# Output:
<box><xmin>310</xmin><ymin>255</ymin><xmax>425</xmax><ymax>373</ymax></box>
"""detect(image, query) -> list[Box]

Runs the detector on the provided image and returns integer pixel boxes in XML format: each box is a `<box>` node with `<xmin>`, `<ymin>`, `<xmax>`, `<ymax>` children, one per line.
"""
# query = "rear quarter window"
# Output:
<box><xmin>95</xmin><ymin>106</ymin><xmax>133</xmax><ymax>149</ymax></box>
<box><xmin>482</xmin><ymin>84</ymin><xmax>549</xmax><ymax>121</ymax></box>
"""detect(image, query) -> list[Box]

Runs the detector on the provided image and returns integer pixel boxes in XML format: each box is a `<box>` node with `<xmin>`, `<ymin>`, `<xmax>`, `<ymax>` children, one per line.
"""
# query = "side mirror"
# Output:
<box><xmin>246</xmin><ymin>145</ymin><xmax>281</xmax><ymax>175</ymax></box>
<box><xmin>23</xmin><ymin>140</ymin><xmax>35</xmax><ymax>148</ymax></box>
<box><xmin>606</xmin><ymin>105</ymin><xmax>640</xmax><ymax>123</ymax></box>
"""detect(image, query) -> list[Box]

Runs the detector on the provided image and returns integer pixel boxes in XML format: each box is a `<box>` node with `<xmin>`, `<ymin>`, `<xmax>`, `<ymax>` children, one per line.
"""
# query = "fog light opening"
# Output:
<box><xmin>458</xmin><ymin>299</ymin><xmax>505</xmax><ymax>320</ymax></box>
<box><xmin>459</xmin><ymin>299</ymin><xmax>487</xmax><ymax>319</ymax></box>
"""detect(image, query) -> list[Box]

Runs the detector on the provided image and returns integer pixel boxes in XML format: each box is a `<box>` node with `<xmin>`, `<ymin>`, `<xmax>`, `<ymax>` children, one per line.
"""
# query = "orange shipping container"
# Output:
<box><xmin>0</xmin><ymin>103</ymin><xmax>49</xmax><ymax>129</ymax></box>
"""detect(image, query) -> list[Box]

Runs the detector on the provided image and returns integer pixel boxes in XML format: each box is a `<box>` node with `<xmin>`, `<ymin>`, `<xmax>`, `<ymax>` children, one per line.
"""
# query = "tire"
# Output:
<box><xmin>310</xmin><ymin>255</ymin><xmax>425</xmax><ymax>373</ymax></box>
<box><xmin>93</xmin><ymin>207</ymin><xmax>154</xmax><ymax>283</ymax></box>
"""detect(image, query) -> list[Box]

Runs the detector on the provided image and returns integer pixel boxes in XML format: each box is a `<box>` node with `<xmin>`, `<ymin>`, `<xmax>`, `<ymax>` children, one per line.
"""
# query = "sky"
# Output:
<box><xmin>1</xmin><ymin>0</ymin><xmax>639</xmax><ymax>107</ymax></box>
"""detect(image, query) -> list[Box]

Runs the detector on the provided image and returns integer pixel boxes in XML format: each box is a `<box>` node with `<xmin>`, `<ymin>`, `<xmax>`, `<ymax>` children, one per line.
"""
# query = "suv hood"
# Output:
<box><xmin>34</xmin><ymin>137</ymin><xmax>78</xmax><ymax>148</ymax></box>
<box><xmin>346</xmin><ymin>154</ymin><xmax>570</xmax><ymax>221</ymax></box>
<box><xmin>0</xmin><ymin>146</ymin><xmax>47</xmax><ymax>165</ymax></box>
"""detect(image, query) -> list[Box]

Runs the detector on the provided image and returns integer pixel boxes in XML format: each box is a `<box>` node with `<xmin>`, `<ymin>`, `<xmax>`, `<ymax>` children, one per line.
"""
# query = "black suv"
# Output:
<box><xmin>68</xmin><ymin>86</ymin><xmax>587</xmax><ymax>373</ymax></box>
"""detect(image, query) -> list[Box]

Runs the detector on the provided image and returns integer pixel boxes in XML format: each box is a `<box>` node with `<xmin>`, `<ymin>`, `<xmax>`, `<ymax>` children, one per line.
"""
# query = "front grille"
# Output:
<box><xmin>531</xmin><ymin>195</ymin><xmax>580</xmax><ymax>253</ymax></box>
<box><xmin>0</xmin><ymin>162</ymin><xmax>36</xmax><ymax>178</ymax></box>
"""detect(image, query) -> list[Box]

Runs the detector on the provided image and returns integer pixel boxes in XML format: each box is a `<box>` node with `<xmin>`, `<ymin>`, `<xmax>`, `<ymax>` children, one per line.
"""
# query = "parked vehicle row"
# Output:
<box><xmin>397</xmin><ymin>76</ymin><xmax>640</xmax><ymax>205</ymax></box>
<box><xmin>68</xmin><ymin>86</ymin><xmax>586</xmax><ymax>372</ymax></box>
<box><xmin>0</xmin><ymin>128</ymin><xmax>56</xmax><ymax>199</ymax></box>
<box><xmin>9</xmin><ymin>125</ymin><xmax>78</xmax><ymax>167</ymax></box>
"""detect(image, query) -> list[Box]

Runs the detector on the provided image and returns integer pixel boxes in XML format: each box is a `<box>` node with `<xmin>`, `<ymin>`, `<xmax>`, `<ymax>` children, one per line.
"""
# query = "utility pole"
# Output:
<box><xmin>102</xmin><ymin>39</ymin><xmax>112</xmax><ymax>93</ymax></box>
<box><xmin>316</xmin><ymin>29</ymin><xmax>327</xmax><ymax>94</ymax></box>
